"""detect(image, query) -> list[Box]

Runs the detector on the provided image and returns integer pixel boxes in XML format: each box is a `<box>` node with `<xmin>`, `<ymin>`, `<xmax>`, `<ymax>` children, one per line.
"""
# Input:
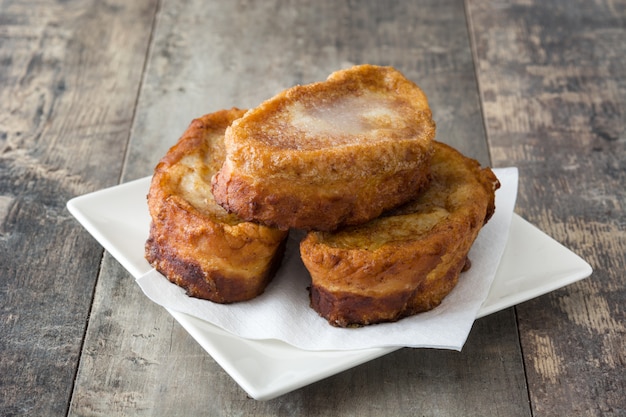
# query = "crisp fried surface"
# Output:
<box><xmin>300</xmin><ymin>141</ymin><xmax>500</xmax><ymax>327</ymax></box>
<box><xmin>212</xmin><ymin>65</ymin><xmax>435</xmax><ymax>231</ymax></box>
<box><xmin>145</xmin><ymin>109</ymin><xmax>288</xmax><ymax>303</ymax></box>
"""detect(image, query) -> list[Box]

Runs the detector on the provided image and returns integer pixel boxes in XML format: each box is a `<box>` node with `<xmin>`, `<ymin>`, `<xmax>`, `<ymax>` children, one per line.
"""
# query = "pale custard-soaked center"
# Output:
<box><xmin>318</xmin><ymin>207</ymin><xmax>451</xmax><ymax>251</ymax></box>
<box><xmin>286</xmin><ymin>93</ymin><xmax>409</xmax><ymax>149</ymax></box>
<box><xmin>176</xmin><ymin>153</ymin><xmax>241</xmax><ymax>224</ymax></box>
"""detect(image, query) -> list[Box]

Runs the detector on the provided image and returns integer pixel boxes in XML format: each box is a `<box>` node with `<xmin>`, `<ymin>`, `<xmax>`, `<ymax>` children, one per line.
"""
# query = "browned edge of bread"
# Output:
<box><xmin>300</xmin><ymin>141</ymin><xmax>501</xmax><ymax>326</ymax></box>
<box><xmin>145</xmin><ymin>108</ymin><xmax>289</xmax><ymax>303</ymax></box>
<box><xmin>212</xmin><ymin>65</ymin><xmax>436</xmax><ymax>231</ymax></box>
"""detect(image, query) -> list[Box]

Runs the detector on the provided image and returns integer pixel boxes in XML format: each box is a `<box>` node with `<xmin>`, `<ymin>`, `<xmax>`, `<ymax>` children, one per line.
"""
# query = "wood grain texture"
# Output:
<box><xmin>123</xmin><ymin>0</ymin><xmax>490</xmax><ymax>182</ymax></box>
<box><xmin>70</xmin><ymin>0</ymin><xmax>528</xmax><ymax>416</ymax></box>
<box><xmin>466</xmin><ymin>0</ymin><xmax>626</xmax><ymax>415</ymax></box>
<box><xmin>0</xmin><ymin>0</ymin><xmax>158</xmax><ymax>416</ymax></box>
<box><xmin>8</xmin><ymin>0</ymin><xmax>621</xmax><ymax>415</ymax></box>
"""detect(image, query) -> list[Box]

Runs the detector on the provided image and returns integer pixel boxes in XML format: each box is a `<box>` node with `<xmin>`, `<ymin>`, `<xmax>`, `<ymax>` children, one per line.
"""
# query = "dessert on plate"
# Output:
<box><xmin>145</xmin><ymin>108</ymin><xmax>288</xmax><ymax>303</ymax></box>
<box><xmin>300</xmin><ymin>141</ymin><xmax>500</xmax><ymax>327</ymax></box>
<box><xmin>212</xmin><ymin>64</ymin><xmax>436</xmax><ymax>231</ymax></box>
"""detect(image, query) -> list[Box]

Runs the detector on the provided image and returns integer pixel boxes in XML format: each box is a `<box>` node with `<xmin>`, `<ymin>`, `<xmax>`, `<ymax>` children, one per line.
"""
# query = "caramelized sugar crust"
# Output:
<box><xmin>145</xmin><ymin>109</ymin><xmax>288</xmax><ymax>303</ymax></box>
<box><xmin>212</xmin><ymin>65</ymin><xmax>436</xmax><ymax>231</ymax></box>
<box><xmin>300</xmin><ymin>142</ymin><xmax>501</xmax><ymax>327</ymax></box>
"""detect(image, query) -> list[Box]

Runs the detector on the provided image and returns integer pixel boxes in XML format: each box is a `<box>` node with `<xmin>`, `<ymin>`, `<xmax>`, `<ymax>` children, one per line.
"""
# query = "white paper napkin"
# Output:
<box><xmin>137</xmin><ymin>167</ymin><xmax>518</xmax><ymax>351</ymax></box>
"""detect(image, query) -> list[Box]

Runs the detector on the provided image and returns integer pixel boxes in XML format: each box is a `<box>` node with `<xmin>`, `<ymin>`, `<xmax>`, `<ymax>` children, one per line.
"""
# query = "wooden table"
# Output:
<box><xmin>2</xmin><ymin>0</ymin><xmax>624</xmax><ymax>415</ymax></box>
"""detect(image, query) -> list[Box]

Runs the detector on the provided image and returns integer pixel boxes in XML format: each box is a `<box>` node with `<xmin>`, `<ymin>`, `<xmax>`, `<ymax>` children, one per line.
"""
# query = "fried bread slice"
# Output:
<box><xmin>212</xmin><ymin>65</ymin><xmax>435</xmax><ymax>231</ymax></box>
<box><xmin>300</xmin><ymin>141</ymin><xmax>500</xmax><ymax>327</ymax></box>
<box><xmin>145</xmin><ymin>109</ymin><xmax>288</xmax><ymax>303</ymax></box>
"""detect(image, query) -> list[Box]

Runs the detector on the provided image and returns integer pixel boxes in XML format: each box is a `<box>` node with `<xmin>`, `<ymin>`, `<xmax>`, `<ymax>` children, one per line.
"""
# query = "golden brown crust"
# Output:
<box><xmin>212</xmin><ymin>65</ymin><xmax>436</xmax><ymax>231</ymax></box>
<box><xmin>145</xmin><ymin>108</ymin><xmax>289</xmax><ymax>303</ymax></box>
<box><xmin>300</xmin><ymin>141</ymin><xmax>501</xmax><ymax>326</ymax></box>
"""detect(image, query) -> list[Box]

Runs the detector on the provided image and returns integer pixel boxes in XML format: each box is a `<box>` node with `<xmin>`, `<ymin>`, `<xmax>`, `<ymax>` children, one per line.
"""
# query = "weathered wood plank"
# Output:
<box><xmin>122</xmin><ymin>0</ymin><xmax>491</xmax><ymax>181</ymax></box>
<box><xmin>0</xmin><ymin>0</ymin><xmax>158</xmax><ymax>416</ymax></box>
<box><xmin>70</xmin><ymin>0</ymin><xmax>529</xmax><ymax>416</ymax></box>
<box><xmin>466</xmin><ymin>0</ymin><xmax>626</xmax><ymax>415</ymax></box>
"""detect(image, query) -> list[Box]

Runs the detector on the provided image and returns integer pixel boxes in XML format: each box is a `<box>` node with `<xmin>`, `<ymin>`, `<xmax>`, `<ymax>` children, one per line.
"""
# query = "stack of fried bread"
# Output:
<box><xmin>145</xmin><ymin>65</ymin><xmax>500</xmax><ymax>325</ymax></box>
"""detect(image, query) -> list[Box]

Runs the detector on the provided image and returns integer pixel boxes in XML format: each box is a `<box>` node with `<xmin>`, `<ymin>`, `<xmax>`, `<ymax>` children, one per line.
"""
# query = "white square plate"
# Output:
<box><xmin>67</xmin><ymin>177</ymin><xmax>592</xmax><ymax>400</ymax></box>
